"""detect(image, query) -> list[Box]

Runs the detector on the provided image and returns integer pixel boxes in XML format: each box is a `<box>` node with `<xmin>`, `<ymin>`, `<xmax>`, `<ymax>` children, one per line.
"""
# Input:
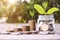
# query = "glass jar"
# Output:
<box><xmin>36</xmin><ymin>14</ymin><xmax>55</xmax><ymax>34</ymax></box>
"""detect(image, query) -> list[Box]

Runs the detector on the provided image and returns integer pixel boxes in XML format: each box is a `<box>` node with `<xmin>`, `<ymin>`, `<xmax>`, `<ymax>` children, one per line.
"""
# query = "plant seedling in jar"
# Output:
<box><xmin>34</xmin><ymin>1</ymin><xmax>59</xmax><ymax>31</ymax></box>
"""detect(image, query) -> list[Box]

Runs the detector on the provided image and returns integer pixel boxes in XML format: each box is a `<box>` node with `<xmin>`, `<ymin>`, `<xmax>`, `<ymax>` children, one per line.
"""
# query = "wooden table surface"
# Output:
<box><xmin>0</xmin><ymin>34</ymin><xmax>60</xmax><ymax>39</ymax></box>
<box><xmin>0</xmin><ymin>23</ymin><xmax>60</xmax><ymax>39</ymax></box>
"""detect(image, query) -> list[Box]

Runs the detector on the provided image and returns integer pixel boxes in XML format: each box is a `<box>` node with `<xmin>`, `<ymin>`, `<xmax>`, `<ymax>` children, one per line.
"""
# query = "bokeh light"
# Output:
<box><xmin>8</xmin><ymin>0</ymin><xmax>18</xmax><ymax>4</ymax></box>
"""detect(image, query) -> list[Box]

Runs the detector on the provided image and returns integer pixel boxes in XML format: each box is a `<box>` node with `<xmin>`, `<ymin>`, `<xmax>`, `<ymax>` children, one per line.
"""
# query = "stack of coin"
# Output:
<box><xmin>28</xmin><ymin>20</ymin><xmax>36</xmax><ymax>31</ymax></box>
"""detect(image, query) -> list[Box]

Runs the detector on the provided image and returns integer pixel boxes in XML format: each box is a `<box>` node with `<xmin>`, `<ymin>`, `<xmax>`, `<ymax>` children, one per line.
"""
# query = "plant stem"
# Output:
<box><xmin>45</xmin><ymin>8</ymin><xmax>47</xmax><ymax>24</ymax></box>
<box><xmin>45</xmin><ymin>13</ymin><xmax>47</xmax><ymax>24</ymax></box>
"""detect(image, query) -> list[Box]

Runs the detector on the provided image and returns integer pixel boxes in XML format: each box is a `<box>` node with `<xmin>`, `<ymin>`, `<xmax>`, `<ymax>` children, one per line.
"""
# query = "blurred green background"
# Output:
<box><xmin>0</xmin><ymin>0</ymin><xmax>60</xmax><ymax>23</ymax></box>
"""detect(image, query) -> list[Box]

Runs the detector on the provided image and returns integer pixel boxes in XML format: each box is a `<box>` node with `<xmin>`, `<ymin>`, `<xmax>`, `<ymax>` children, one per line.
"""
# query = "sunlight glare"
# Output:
<box><xmin>8</xmin><ymin>0</ymin><xmax>16</xmax><ymax>4</ymax></box>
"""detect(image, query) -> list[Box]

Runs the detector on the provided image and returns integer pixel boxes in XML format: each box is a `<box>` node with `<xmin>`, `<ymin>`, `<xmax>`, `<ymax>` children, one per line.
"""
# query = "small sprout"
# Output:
<box><xmin>30</xmin><ymin>11</ymin><xmax>34</xmax><ymax>17</ymax></box>
<box><xmin>34</xmin><ymin>4</ymin><xmax>59</xmax><ymax>14</ymax></box>
<box><xmin>42</xmin><ymin>1</ymin><xmax>48</xmax><ymax>9</ymax></box>
<box><xmin>23</xmin><ymin>19</ymin><xmax>26</xmax><ymax>23</ymax></box>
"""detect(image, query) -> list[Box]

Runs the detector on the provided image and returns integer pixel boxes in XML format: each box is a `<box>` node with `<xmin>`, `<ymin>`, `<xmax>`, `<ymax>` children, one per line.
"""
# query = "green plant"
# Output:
<box><xmin>29</xmin><ymin>10</ymin><xmax>35</xmax><ymax>19</ymax></box>
<box><xmin>42</xmin><ymin>1</ymin><xmax>48</xmax><ymax>10</ymax></box>
<box><xmin>34</xmin><ymin>1</ymin><xmax>59</xmax><ymax>15</ymax></box>
<box><xmin>30</xmin><ymin>11</ymin><xmax>34</xmax><ymax>17</ymax></box>
<box><xmin>34</xmin><ymin>1</ymin><xmax>59</xmax><ymax>24</ymax></box>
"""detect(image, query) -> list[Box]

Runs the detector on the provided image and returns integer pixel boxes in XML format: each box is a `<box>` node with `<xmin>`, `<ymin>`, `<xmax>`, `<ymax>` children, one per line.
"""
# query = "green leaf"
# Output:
<box><xmin>42</xmin><ymin>1</ymin><xmax>48</xmax><ymax>9</ymax></box>
<box><xmin>47</xmin><ymin>7</ymin><xmax>59</xmax><ymax>14</ymax></box>
<box><xmin>23</xmin><ymin>19</ymin><xmax>26</xmax><ymax>23</ymax></box>
<box><xmin>34</xmin><ymin>4</ymin><xmax>46</xmax><ymax>14</ymax></box>
<box><xmin>30</xmin><ymin>11</ymin><xmax>34</xmax><ymax>17</ymax></box>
